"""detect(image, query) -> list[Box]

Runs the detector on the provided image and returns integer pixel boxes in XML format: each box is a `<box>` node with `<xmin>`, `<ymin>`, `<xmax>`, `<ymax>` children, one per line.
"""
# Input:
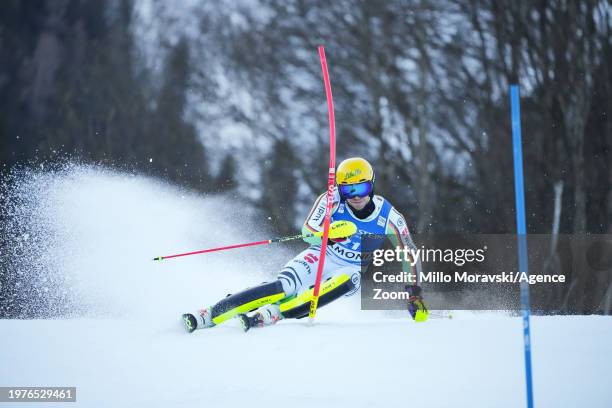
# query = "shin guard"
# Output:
<box><xmin>279</xmin><ymin>274</ymin><xmax>355</xmax><ymax>319</ymax></box>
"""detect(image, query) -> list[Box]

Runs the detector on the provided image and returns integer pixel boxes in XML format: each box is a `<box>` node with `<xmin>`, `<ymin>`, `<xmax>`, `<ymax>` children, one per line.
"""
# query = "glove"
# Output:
<box><xmin>406</xmin><ymin>284</ymin><xmax>429</xmax><ymax>322</ymax></box>
<box><xmin>327</xmin><ymin>237</ymin><xmax>346</xmax><ymax>246</ymax></box>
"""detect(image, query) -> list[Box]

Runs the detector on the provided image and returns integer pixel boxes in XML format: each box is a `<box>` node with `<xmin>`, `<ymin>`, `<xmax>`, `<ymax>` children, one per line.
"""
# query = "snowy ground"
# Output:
<box><xmin>2</xmin><ymin>314</ymin><xmax>612</xmax><ymax>407</ymax></box>
<box><xmin>1</xmin><ymin>166</ymin><xmax>611</xmax><ymax>407</ymax></box>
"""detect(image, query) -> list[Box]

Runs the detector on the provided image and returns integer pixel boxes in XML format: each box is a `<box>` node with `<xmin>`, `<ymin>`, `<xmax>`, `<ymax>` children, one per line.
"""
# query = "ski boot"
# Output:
<box><xmin>182</xmin><ymin>307</ymin><xmax>214</xmax><ymax>333</ymax></box>
<box><xmin>237</xmin><ymin>304</ymin><xmax>282</xmax><ymax>332</ymax></box>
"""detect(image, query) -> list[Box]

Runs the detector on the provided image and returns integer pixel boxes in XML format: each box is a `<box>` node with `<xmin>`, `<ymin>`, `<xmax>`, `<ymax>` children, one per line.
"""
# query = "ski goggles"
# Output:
<box><xmin>338</xmin><ymin>181</ymin><xmax>373</xmax><ymax>199</ymax></box>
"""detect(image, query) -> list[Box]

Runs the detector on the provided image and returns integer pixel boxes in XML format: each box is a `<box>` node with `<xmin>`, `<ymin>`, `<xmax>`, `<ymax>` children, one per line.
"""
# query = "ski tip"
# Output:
<box><xmin>153</xmin><ymin>256</ymin><xmax>162</xmax><ymax>261</ymax></box>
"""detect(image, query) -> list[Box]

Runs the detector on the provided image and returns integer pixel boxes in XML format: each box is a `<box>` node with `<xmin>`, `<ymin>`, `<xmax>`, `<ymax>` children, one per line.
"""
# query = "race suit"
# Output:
<box><xmin>277</xmin><ymin>187</ymin><xmax>421</xmax><ymax>298</ymax></box>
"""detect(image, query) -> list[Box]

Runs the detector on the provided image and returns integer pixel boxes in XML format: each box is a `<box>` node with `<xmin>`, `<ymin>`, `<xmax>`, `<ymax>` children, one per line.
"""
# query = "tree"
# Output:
<box><xmin>259</xmin><ymin>139</ymin><xmax>298</xmax><ymax>235</ymax></box>
<box><xmin>147</xmin><ymin>37</ymin><xmax>210</xmax><ymax>189</ymax></box>
<box><xmin>215</xmin><ymin>154</ymin><xmax>237</xmax><ymax>192</ymax></box>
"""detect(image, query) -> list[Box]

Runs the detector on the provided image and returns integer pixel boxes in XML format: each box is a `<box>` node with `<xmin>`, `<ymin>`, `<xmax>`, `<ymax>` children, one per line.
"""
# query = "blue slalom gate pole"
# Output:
<box><xmin>510</xmin><ymin>85</ymin><xmax>534</xmax><ymax>408</ymax></box>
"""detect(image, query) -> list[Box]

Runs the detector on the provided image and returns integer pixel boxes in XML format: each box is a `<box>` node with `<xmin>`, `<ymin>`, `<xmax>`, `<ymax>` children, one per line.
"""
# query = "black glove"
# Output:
<box><xmin>405</xmin><ymin>285</ymin><xmax>429</xmax><ymax>322</ymax></box>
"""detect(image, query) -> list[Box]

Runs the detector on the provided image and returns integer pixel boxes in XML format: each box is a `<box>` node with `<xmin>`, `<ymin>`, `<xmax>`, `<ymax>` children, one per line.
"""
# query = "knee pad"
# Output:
<box><xmin>279</xmin><ymin>273</ymin><xmax>355</xmax><ymax>319</ymax></box>
<box><xmin>211</xmin><ymin>281</ymin><xmax>285</xmax><ymax>325</ymax></box>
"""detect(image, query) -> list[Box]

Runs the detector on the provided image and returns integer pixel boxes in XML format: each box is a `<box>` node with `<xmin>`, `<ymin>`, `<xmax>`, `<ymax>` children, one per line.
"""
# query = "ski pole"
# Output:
<box><xmin>153</xmin><ymin>234</ymin><xmax>303</xmax><ymax>261</ymax></box>
<box><xmin>152</xmin><ymin>220</ymin><xmax>356</xmax><ymax>261</ymax></box>
<box><xmin>427</xmin><ymin>311</ymin><xmax>454</xmax><ymax>320</ymax></box>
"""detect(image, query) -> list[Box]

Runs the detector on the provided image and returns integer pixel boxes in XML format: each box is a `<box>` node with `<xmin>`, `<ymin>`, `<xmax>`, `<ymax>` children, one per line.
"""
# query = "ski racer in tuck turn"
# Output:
<box><xmin>182</xmin><ymin>157</ymin><xmax>428</xmax><ymax>332</ymax></box>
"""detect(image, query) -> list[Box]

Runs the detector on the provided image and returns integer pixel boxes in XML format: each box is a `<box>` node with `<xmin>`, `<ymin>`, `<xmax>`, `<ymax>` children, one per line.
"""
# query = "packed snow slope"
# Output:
<box><xmin>1</xmin><ymin>166</ymin><xmax>611</xmax><ymax>408</ymax></box>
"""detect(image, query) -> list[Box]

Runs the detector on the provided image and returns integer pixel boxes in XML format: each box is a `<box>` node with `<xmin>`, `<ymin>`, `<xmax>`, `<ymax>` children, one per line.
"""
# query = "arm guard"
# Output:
<box><xmin>301</xmin><ymin>188</ymin><xmax>341</xmax><ymax>245</ymax></box>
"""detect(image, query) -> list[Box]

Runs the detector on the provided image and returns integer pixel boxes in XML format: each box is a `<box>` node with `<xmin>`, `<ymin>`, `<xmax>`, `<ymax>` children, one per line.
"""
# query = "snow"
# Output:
<box><xmin>2</xmin><ymin>315</ymin><xmax>611</xmax><ymax>407</ymax></box>
<box><xmin>1</xmin><ymin>165</ymin><xmax>611</xmax><ymax>407</ymax></box>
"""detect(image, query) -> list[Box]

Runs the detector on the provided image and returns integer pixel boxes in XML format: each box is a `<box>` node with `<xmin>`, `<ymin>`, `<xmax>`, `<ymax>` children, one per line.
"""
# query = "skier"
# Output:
<box><xmin>183</xmin><ymin>157</ymin><xmax>427</xmax><ymax>332</ymax></box>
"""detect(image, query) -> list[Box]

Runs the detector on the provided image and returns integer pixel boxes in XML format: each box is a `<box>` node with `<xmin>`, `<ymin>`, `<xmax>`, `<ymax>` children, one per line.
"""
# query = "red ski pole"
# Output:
<box><xmin>152</xmin><ymin>221</ymin><xmax>356</xmax><ymax>261</ymax></box>
<box><xmin>153</xmin><ymin>233</ymin><xmax>303</xmax><ymax>261</ymax></box>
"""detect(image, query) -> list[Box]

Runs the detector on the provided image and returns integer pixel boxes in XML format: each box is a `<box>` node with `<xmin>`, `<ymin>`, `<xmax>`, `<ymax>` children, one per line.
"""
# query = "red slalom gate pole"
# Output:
<box><xmin>309</xmin><ymin>46</ymin><xmax>337</xmax><ymax>321</ymax></box>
